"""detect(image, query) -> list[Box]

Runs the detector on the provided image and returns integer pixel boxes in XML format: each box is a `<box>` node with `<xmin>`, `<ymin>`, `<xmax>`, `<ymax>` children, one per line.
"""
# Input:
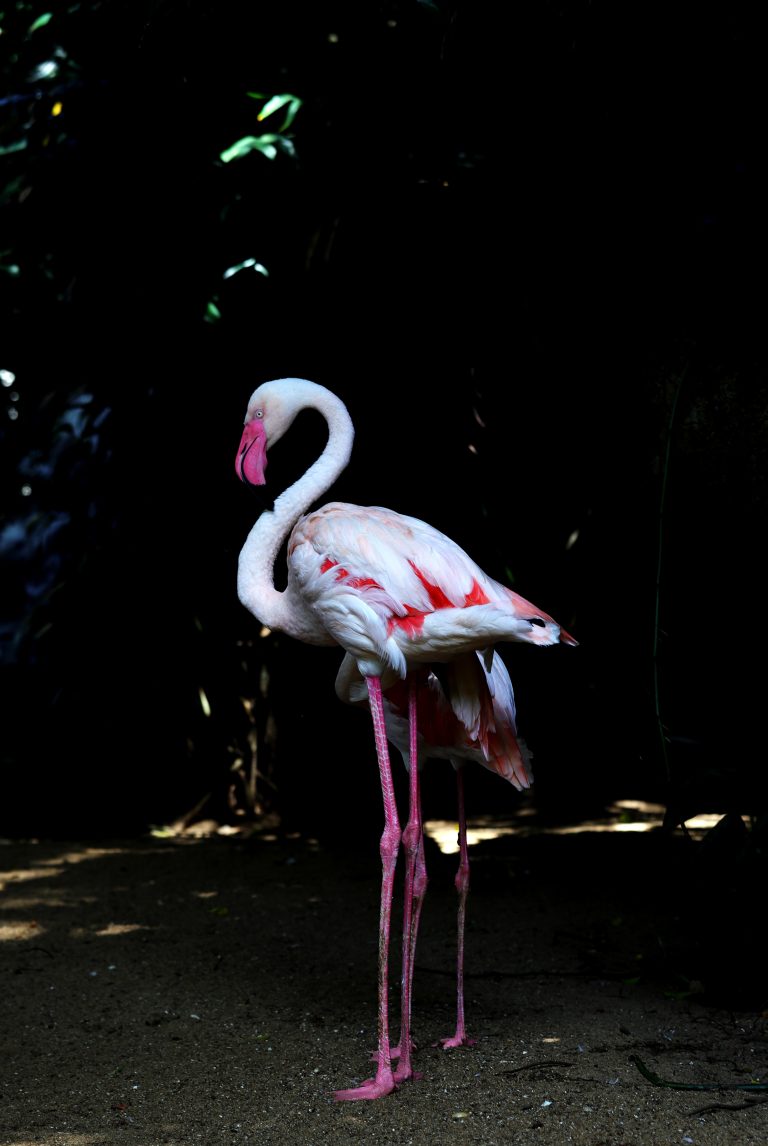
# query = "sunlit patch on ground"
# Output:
<box><xmin>424</xmin><ymin>801</ymin><xmax>733</xmax><ymax>855</ymax></box>
<box><xmin>0</xmin><ymin>919</ymin><xmax>44</xmax><ymax>941</ymax></box>
<box><xmin>37</xmin><ymin>847</ymin><xmax>127</xmax><ymax>865</ymax></box>
<box><xmin>93</xmin><ymin>922</ymin><xmax>150</xmax><ymax>936</ymax></box>
<box><xmin>0</xmin><ymin>847</ymin><xmax>130</xmax><ymax>893</ymax></box>
<box><xmin>0</xmin><ymin>864</ymin><xmax>66</xmax><ymax>887</ymax></box>
<box><xmin>0</xmin><ymin>894</ymin><xmax>69</xmax><ymax>910</ymax></box>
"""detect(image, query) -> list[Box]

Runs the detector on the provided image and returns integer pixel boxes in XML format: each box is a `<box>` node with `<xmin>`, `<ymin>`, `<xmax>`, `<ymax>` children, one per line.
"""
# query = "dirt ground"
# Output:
<box><xmin>1</xmin><ymin>811</ymin><xmax>766</xmax><ymax>1146</ymax></box>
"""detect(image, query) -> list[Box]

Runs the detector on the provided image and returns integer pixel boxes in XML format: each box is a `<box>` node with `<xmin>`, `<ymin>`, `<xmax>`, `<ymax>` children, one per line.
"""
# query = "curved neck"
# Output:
<box><xmin>237</xmin><ymin>388</ymin><xmax>354</xmax><ymax>640</ymax></box>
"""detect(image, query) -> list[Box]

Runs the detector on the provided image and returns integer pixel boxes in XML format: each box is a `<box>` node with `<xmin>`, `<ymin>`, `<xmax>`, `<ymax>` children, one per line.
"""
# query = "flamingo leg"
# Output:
<box><xmin>440</xmin><ymin>765</ymin><xmax>477</xmax><ymax>1049</ymax></box>
<box><xmin>334</xmin><ymin>675</ymin><xmax>402</xmax><ymax>1101</ymax></box>
<box><xmin>392</xmin><ymin>677</ymin><xmax>428</xmax><ymax>1083</ymax></box>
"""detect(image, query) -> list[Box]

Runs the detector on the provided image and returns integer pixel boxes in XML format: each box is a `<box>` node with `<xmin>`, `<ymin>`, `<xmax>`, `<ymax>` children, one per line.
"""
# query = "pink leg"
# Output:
<box><xmin>334</xmin><ymin>675</ymin><xmax>402</xmax><ymax>1101</ymax></box>
<box><xmin>393</xmin><ymin>678</ymin><xmax>427</xmax><ymax>1083</ymax></box>
<box><xmin>440</xmin><ymin>766</ymin><xmax>476</xmax><ymax>1050</ymax></box>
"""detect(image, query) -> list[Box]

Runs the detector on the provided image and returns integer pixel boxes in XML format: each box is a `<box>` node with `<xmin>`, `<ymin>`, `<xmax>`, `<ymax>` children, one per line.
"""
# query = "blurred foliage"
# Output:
<box><xmin>1</xmin><ymin>0</ymin><xmax>767</xmax><ymax>850</ymax></box>
<box><xmin>0</xmin><ymin>0</ymin><xmax>309</xmax><ymax>832</ymax></box>
<box><xmin>0</xmin><ymin>0</ymin><xmax>465</xmax><ymax>836</ymax></box>
<box><xmin>1</xmin><ymin>2</ymin><xmax>116</xmax><ymax>668</ymax></box>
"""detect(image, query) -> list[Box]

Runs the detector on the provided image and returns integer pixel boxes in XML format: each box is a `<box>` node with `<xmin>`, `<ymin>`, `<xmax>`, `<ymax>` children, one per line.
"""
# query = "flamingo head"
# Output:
<box><xmin>235</xmin><ymin>377</ymin><xmax>335</xmax><ymax>486</ymax></box>
<box><xmin>235</xmin><ymin>414</ymin><xmax>268</xmax><ymax>485</ymax></box>
<box><xmin>235</xmin><ymin>380</ymin><xmax>299</xmax><ymax>485</ymax></box>
<box><xmin>505</xmin><ymin>587</ymin><xmax>579</xmax><ymax>648</ymax></box>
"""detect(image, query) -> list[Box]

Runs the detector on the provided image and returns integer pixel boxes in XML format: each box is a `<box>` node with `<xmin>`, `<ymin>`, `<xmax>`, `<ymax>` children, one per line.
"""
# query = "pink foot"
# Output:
<box><xmin>436</xmin><ymin>1034</ymin><xmax>477</xmax><ymax>1049</ymax></box>
<box><xmin>334</xmin><ymin>1075</ymin><xmax>398</xmax><ymax>1102</ymax></box>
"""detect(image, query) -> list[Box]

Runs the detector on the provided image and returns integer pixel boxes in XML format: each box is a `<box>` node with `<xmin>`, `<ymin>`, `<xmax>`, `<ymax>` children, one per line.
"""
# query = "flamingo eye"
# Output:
<box><xmin>254</xmin><ymin>409</ymin><xmax>264</xmax><ymax>419</ymax></box>
<box><xmin>529</xmin><ymin>617</ymin><xmax>546</xmax><ymax>628</ymax></box>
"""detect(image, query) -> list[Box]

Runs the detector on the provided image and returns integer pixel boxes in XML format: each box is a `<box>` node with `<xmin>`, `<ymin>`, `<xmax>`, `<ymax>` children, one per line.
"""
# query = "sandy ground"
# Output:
<box><xmin>1</xmin><ymin>817</ymin><xmax>766</xmax><ymax>1146</ymax></box>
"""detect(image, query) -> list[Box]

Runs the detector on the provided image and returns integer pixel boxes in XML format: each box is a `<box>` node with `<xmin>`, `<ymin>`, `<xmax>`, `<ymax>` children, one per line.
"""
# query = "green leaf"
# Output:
<box><xmin>0</xmin><ymin>139</ymin><xmax>29</xmax><ymax>156</ymax></box>
<box><xmin>28</xmin><ymin>11</ymin><xmax>53</xmax><ymax>32</ymax></box>
<box><xmin>219</xmin><ymin>135</ymin><xmax>275</xmax><ymax>163</ymax></box>
<box><xmin>223</xmin><ymin>258</ymin><xmax>268</xmax><ymax>279</ymax></box>
<box><xmin>259</xmin><ymin>93</ymin><xmax>302</xmax><ymax>130</ymax></box>
<box><xmin>219</xmin><ymin>134</ymin><xmax>295</xmax><ymax>163</ymax></box>
<box><xmin>204</xmin><ymin>300</ymin><xmax>222</xmax><ymax>323</ymax></box>
<box><xmin>246</xmin><ymin>91</ymin><xmax>303</xmax><ymax>131</ymax></box>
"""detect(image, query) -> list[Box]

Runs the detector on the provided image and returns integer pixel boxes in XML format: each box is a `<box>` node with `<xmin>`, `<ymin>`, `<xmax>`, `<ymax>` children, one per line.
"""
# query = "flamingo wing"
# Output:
<box><xmin>288</xmin><ymin>503</ymin><xmax>562</xmax><ymax>677</ymax></box>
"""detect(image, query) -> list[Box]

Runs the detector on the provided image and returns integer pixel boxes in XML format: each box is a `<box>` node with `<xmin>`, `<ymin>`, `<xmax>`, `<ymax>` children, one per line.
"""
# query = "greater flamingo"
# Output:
<box><xmin>235</xmin><ymin>377</ymin><xmax>577</xmax><ymax>1101</ymax></box>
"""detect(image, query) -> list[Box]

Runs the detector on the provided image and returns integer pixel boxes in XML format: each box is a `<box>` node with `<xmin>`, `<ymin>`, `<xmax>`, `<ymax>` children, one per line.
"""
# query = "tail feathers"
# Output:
<box><xmin>469</xmin><ymin>649</ymin><xmax>531</xmax><ymax>789</ymax></box>
<box><xmin>445</xmin><ymin>651</ymin><xmax>532</xmax><ymax>790</ymax></box>
<box><xmin>482</xmin><ymin>727</ymin><xmax>533</xmax><ymax>790</ymax></box>
<box><xmin>443</xmin><ymin>654</ymin><xmax>487</xmax><ymax>743</ymax></box>
<box><xmin>340</xmin><ymin>647</ymin><xmax>533</xmax><ymax>791</ymax></box>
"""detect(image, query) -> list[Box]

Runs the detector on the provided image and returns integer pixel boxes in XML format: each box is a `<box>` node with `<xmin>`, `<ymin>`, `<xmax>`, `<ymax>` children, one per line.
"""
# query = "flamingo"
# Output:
<box><xmin>235</xmin><ymin>377</ymin><xmax>577</xmax><ymax>1101</ymax></box>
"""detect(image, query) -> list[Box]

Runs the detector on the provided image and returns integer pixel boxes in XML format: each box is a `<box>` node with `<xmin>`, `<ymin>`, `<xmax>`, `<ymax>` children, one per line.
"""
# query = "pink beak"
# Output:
<box><xmin>236</xmin><ymin>420</ymin><xmax>267</xmax><ymax>486</ymax></box>
<box><xmin>559</xmin><ymin>628</ymin><xmax>579</xmax><ymax>647</ymax></box>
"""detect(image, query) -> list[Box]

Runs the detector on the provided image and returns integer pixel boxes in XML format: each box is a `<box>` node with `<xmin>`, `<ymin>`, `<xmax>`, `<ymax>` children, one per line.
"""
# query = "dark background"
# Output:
<box><xmin>2</xmin><ymin>0</ymin><xmax>767</xmax><ymax>844</ymax></box>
